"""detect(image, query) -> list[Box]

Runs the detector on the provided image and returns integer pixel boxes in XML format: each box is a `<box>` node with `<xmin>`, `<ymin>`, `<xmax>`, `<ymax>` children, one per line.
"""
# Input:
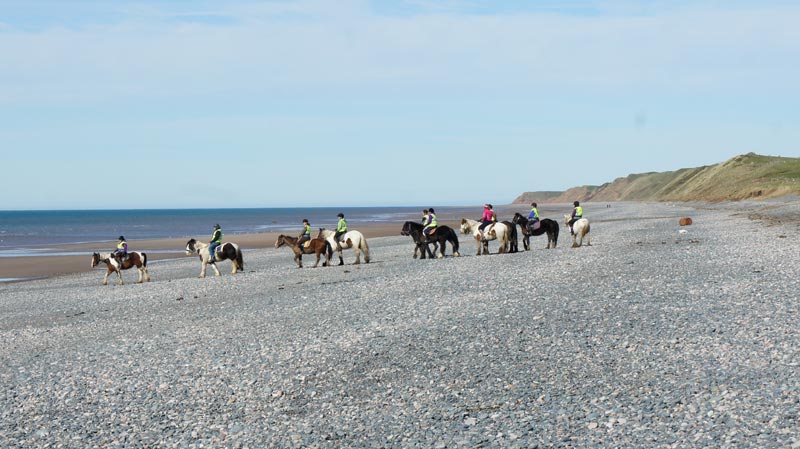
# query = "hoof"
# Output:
<box><xmin>338</xmin><ymin>261</ymin><xmax>344</xmax><ymax>266</ymax></box>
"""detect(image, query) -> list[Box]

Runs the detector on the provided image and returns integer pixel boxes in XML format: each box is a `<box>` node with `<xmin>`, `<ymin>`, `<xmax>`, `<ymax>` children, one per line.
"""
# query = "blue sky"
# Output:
<box><xmin>1</xmin><ymin>0</ymin><xmax>798</xmax><ymax>210</ymax></box>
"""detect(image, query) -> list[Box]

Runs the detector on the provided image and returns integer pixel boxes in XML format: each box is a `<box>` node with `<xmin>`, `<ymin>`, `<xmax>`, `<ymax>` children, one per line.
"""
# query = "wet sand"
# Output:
<box><xmin>0</xmin><ymin>222</ymin><xmax>447</xmax><ymax>281</ymax></box>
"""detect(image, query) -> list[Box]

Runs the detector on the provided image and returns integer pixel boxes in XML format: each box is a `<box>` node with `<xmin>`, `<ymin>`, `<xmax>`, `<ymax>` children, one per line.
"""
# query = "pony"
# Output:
<box><xmin>91</xmin><ymin>251</ymin><xmax>150</xmax><ymax>286</ymax></box>
<box><xmin>563</xmin><ymin>215</ymin><xmax>591</xmax><ymax>248</ymax></box>
<box><xmin>400</xmin><ymin>221</ymin><xmax>461</xmax><ymax>259</ymax></box>
<box><xmin>511</xmin><ymin>213</ymin><xmax>560</xmax><ymax>250</ymax></box>
<box><xmin>502</xmin><ymin>220</ymin><xmax>519</xmax><ymax>253</ymax></box>
<box><xmin>185</xmin><ymin>239</ymin><xmax>244</xmax><ymax>278</ymax></box>
<box><xmin>274</xmin><ymin>235</ymin><xmax>332</xmax><ymax>268</ymax></box>
<box><xmin>459</xmin><ymin>218</ymin><xmax>513</xmax><ymax>255</ymax></box>
<box><xmin>317</xmin><ymin>228</ymin><xmax>371</xmax><ymax>265</ymax></box>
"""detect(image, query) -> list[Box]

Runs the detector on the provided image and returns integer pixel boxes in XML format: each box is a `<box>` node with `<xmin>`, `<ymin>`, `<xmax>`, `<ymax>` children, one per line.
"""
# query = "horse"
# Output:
<box><xmin>502</xmin><ymin>220</ymin><xmax>519</xmax><ymax>253</ymax></box>
<box><xmin>459</xmin><ymin>218</ymin><xmax>513</xmax><ymax>255</ymax></box>
<box><xmin>274</xmin><ymin>235</ymin><xmax>332</xmax><ymax>268</ymax></box>
<box><xmin>318</xmin><ymin>228</ymin><xmax>371</xmax><ymax>266</ymax></box>
<box><xmin>185</xmin><ymin>239</ymin><xmax>244</xmax><ymax>278</ymax></box>
<box><xmin>91</xmin><ymin>251</ymin><xmax>150</xmax><ymax>286</ymax></box>
<box><xmin>511</xmin><ymin>213</ymin><xmax>560</xmax><ymax>250</ymax></box>
<box><xmin>400</xmin><ymin>221</ymin><xmax>461</xmax><ymax>259</ymax></box>
<box><xmin>563</xmin><ymin>215</ymin><xmax>591</xmax><ymax>248</ymax></box>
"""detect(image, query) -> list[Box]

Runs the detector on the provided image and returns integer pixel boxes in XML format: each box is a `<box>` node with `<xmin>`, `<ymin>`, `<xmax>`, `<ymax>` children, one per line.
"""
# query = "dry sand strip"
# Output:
<box><xmin>1</xmin><ymin>201</ymin><xmax>798</xmax><ymax>448</ymax></box>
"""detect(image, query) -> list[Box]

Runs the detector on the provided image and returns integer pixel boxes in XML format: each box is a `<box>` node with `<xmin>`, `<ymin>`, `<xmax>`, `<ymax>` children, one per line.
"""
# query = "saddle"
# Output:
<box><xmin>302</xmin><ymin>241</ymin><xmax>312</xmax><ymax>249</ymax></box>
<box><xmin>529</xmin><ymin>221</ymin><xmax>541</xmax><ymax>231</ymax></box>
<box><xmin>427</xmin><ymin>227</ymin><xmax>437</xmax><ymax>236</ymax></box>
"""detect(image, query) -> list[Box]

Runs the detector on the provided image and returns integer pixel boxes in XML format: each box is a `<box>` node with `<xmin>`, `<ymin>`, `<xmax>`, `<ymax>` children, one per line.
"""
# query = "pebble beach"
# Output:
<box><xmin>1</xmin><ymin>200</ymin><xmax>799</xmax><ymax>448</ymax></box>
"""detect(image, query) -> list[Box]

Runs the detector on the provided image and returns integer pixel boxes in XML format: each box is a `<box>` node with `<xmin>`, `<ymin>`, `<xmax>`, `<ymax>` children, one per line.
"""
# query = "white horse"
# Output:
<box><xmin>91</xmin><ymin>251</ymin><xmax>150</xmax><ymax>286</ymax></box>
<box><xmin>460</xmin><ymin>218</ymin><xmax>512</xmax><ymax>255</ymax></box>
<box><xmin>564</xmin><ymin>215</ymin><xmax>591</xmax><ymax>248</ymax></box>
<box><xmin>317</xmin><ymin>228</ymin><xmax>371</xmax><ymax>265</ymax></box>
<box><xmin>185</xmin><ymin>239</ymin><xmax>244</xmax><ymax>278</ymax></box>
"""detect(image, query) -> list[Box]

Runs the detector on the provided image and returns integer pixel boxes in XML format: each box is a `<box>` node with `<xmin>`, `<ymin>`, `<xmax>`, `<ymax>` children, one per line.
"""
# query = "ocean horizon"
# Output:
<box><xmin>0</xmin><ymin>205</ymin><xmax>488</xmax><ymax>257</ymax></box>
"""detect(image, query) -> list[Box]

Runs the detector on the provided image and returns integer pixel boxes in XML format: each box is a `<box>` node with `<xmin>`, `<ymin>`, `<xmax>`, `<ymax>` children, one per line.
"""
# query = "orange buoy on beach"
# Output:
<box><xmin>679</xmin><ymin>217</ymin><xmax>693</xmax><ymax>226</ymax></box>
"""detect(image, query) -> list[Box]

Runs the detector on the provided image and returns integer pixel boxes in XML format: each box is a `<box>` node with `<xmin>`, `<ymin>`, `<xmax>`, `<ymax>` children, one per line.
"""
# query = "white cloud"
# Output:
<box><xmin>1</xmin><ymin>0</ymin><xmax>799</xmax><ymax>107</ymax></box>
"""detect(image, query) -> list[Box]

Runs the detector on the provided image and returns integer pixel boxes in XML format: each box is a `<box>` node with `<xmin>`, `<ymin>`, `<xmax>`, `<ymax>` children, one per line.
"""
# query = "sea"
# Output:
<box><xmin>0</xmin><ymin>206</ymin><xmax>481</xmax><ymax>258</ymax></box>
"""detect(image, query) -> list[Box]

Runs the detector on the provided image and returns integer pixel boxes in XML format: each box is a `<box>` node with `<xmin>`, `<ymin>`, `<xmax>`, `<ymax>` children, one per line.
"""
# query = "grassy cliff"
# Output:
<box><xmin>513</xmin><ymin>153</ymin><xmax>800</xmax><ymax>204</ymax></box>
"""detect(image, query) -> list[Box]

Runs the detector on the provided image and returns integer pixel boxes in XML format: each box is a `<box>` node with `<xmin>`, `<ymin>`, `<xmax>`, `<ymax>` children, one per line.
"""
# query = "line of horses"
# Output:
<box><xmin>90</xmin><ymin>215</ymin><xmax>589</xmax><ymax>285</ymax></box>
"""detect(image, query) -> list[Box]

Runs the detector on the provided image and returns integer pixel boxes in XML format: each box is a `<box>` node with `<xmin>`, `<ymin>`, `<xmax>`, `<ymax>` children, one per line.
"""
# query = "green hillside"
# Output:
<box><xmin>513</xmin><ymin>153</ymin><xmax>800</xmax><ymax>204</ymax></box>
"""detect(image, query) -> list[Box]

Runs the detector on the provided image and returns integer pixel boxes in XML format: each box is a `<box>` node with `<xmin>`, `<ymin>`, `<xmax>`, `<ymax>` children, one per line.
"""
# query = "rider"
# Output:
<box><xmin>478</xmin><ymin>204</ymin><xmax>496</xmax><ymax>233</ymax></box>
<box><xmin>568</xmin><ymin>201</ymin><xmax>583</xmax><ymax>235</ymax></box>
<box><xmin>334</xmin><ymin>213</ymin><xmax>347</xmax><ymax>251</ymax></box>
<box><xmin>209</xmin><ymin>224</ymin><xmax>222</xmax><ymax>261</ymax></box>
<box><xmin>297</xmin><ymin>219</ymin><xmax>312</xmax><ymax>248</ymax></box>
<box><xmin>527</xmin><ymin>202</ymin><xmax>540</xmax><ymax>232</ymax></box>
<box><xmin>423</xmin><ymin>207</ymin><xmax>438</xmax><ymax>240</ymax></box>
<box><xmin>113</xmin><ymin>236</ymin><xmax>128</xmax><ymax>264</ymax></box>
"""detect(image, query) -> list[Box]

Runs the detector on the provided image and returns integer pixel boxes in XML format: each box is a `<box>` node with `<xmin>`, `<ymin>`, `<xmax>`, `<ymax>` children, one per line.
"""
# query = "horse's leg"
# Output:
<box><xmin>313</xmin><ymin>250</ymin><xmax>321</xmax><ymax>268</ymax></box>
<box><xmin>211</xmin><ymin>261</ymin><xmax>221</xmax><ymax>276</ymax></box>
<box><xmin>199</xmin><ymin>260</ymin><xmax>207</xmax><ymax>278</ymax></box>
<box><xmin>137</xmin><ymin>265</ymin><xmax>143</xmax><ymax>283</ymax></box>
<box><xmin>437</xmin><ymin>238</ymin><xmax>444</xmax><ymax>259</ymax></box>
<box><xmin>116</xmin><ymin>268</ymin><xmax>124</xmax><ymax>285</ymax></box>
<box><xmin>474</xmin><ymin>235</ymin><xmax>482</xmax><ymax>256</ymax></box>
<box><xmin>144</xmin><ymin>266</ymin><xmax>151</xmax><ymax>282</ymax></box>
<box><xmin>103</xmin><ymin>267</ymin><xmax>111</xmax><ymax>285</ymax></box>
<box><xmin>334</xmin><ymin>241</ymin><xmax>344</xmax><ymax>266</ymax></box>
<box><xmin>353</xmin><ymin>240</ymin><xmax>361</xmax><ymax>264</ymax></box>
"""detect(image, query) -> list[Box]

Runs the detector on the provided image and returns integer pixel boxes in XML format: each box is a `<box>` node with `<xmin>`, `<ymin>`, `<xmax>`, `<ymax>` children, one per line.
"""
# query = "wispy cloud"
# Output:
<box><xmin>1</xmin><ymin>0</ymin><xmax>798</xmax><ymax>108</ymax></box>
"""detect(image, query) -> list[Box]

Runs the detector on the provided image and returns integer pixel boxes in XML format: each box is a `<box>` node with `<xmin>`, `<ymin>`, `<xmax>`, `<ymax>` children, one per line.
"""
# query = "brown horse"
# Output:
<box><xmin>275</xmin><ymin>235</ymin><xmax>332</xmax><ymax>268</ymax></box>
<box><xmin>91</xmin><ymin>251</ymin><xmax>150</xmax><ymax>285</ymax></box>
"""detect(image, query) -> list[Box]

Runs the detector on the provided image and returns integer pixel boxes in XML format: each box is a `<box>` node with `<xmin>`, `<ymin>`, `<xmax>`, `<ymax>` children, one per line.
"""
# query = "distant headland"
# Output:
<box><xmin>513</xmin><ymin>153</ymin><xmax>800</xmax><ymax>203</ymax></box>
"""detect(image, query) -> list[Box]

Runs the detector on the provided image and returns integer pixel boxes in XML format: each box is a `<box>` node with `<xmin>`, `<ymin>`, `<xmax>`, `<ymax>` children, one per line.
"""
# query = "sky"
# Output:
<box><xmin>1</xmin><ymin>0</ymin><xmax>798</xmax><ymax>210</ymax></box>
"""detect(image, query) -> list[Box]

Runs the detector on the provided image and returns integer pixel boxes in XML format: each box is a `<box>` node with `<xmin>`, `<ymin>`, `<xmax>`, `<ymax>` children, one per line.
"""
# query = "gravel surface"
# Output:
<box><xmin>1</xmin><ymin>201</ymin><xmax>799</xmax><ymax>448</ymax></box>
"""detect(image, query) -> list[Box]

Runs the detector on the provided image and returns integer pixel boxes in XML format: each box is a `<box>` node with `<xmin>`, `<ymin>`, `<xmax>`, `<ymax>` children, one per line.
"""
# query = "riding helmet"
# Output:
<box><xmin>574</xmin><ymin>201</ymin><xmax>580</xmax><ymax>206</ymax></box>
<box><xmin>337</xmin><ymin>213</ymin><xmax>344</xmax><ymax>218</ymax></box>
<box><xmin>118</xmin><ymin>236</ymin><xmax>125</xmax><ymax>240</ymax></box>
<box><xmin>214</xmin><ymin>223</ymin><xmax>221</xmax><ymax>229</ymax></box>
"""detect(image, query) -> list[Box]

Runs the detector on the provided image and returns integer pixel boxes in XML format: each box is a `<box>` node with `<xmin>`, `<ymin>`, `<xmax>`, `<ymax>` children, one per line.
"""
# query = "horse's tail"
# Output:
<box><xmin>360</xmin><ymin>236</ymin><xmax>371</xmax><ymax>263</ymax></box>
<box><xmin>448</xmin><ymin>227</ymin><xmax>460</xmax><ymax>253</ymax></box>
<box><xmin>236</xmin><ymin>247</ymin><xmax>244</xmax><ymax>271</ymax></box>
<box><xmin>325</xmin><ymin>240</ymin><xmax>333</xmax><ymax>260</ymax></box>
<box><xmin>141</xmin><ymin>252</ymin><xmax>148</xmax><ymax>267</ymax></box>
<box><xmin>552</xmin><ymin>221</ymin><xmax>560</xmax><ymax>247</ymax></box>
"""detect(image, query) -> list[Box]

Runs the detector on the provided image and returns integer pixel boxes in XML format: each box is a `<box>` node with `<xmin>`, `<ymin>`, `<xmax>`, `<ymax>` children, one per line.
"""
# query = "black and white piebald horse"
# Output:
<box><xmin>185</xmin><ymin>239</ymin><xmax>244</xmax><ymax>278</ymax></box>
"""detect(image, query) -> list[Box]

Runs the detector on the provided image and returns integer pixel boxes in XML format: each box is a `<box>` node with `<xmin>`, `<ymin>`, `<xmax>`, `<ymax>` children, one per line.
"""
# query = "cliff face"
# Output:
<box><xmin>513</xmin><ymin>153</ymin><xmax>800</xmax><ymax>203</ymax></box>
